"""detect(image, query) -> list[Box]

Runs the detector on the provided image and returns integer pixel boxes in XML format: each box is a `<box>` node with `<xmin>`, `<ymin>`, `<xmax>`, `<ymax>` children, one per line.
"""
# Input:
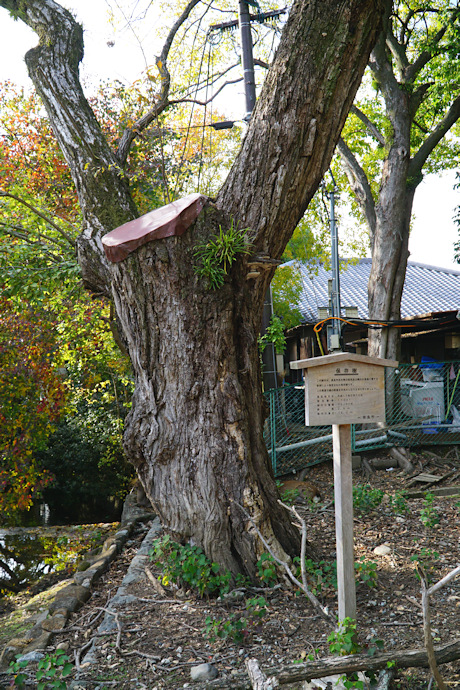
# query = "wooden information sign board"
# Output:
<box><xmin>290</xmin><ymin>352</ymin><xmax>397</xmax><ymax>622</ymax></box>
<box><xmin>290</xmin><ymin>352</ymin><xmax>397</xmax><ymax>426</ymax></box>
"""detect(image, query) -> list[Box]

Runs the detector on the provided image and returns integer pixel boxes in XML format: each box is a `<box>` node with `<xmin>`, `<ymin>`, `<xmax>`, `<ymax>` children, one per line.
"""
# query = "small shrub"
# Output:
<box><xmin>389</xmin><ymin>491</ymin><xmax>409</xmax><ymax>515</ymax></box>
<box><xmin>204</xmin><ymin>596</ymin><xmax>267</xmax><ymax>644</ymax></box>
<box><xmin>257</xmin><ymin>552</ymin><xmax>278</xmax><ymax>586</ymax></box>
<box><xmin>234</xmin><ymin>572</ymin><xmax>251</xmax><ymax>588</ymax></box>
<box><xmin>275</xmin><ymin>479</ymin><xmax>300</xmax><ymax>505</ymax></box>
<box><xmin>9</xmin><ymin>656</ymin><xmax>28</xmax><ymax>688</ymax></box>
<box><xmin>410</xmin><ymin>547</ymin><xmax>440</xmax><ymax>583</ymax></box>
<box><xmin>355</xmin><ymin>557</ymin><xmax>378</xmax><ymax>588</ymax></box>
<box><xmin>36</xmin><ymin>650</ymin><xmax>73</xmax><ymax>690</ymax></box>
<box><xmin>420</xmin><ymin>492</ymin><xmax>440</xmax><ymax>528</ymax></box>
<box><xmin>294</xmin><ymin>557</ymin><xmax>377</xmax><ymax>593</ymax></box>
<box><xmin>10</xmin><ymin>649</ymin><xmax>73</xmax><ymax>689</ymax></box>
<box><xmin>150</xmin><ymin>535</ymin><xmax>231</xmax><ymax>597</ymax></box>
<box><xmin>353</xmin><ymin>484</ymin><xmax>384</xmax><ymax>513</ymax></box>
<box><xmin>279</xmin><ymin>486</ymin><xmax>300</xmax><ymax>506</ymax></box>
<box><xmin>258</xmin><ymin>315</ymin><xmax>286</xmax><ymax>356</ymax></box>
<box><xmin>328</xmin><ymin>617</ymin><xmax>361</xmax><ymax>656</ymax></box>
<box><xmin>293</xmin><ymin>557</ymin><xmax>337</xmax><ymax>594</ymax></box>
<box><xmin>328</xmin><ymin>619</ymin><xmax>364</xmax><ymax>690</ymax></box>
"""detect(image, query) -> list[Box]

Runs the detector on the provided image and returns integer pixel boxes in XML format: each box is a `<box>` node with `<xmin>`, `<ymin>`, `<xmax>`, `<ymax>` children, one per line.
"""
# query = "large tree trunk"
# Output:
<box><xmin>367</xmin><ymin>182</ymin><xmax>415</xmax><ymax>361</ymax></box>
<box><xmin>110</xmin><ymin>207</ymin><xmax>301</xmax><ymax>573</ymax></box>
<box><xmin>339</xmin><ymin>32</ymin><xmax>417</xmax><ymax>361</ymax></box>
<box><xmin>365</xmin><ymin>33</ymin><xmax>414</xmax><ymax>360</ymax></box>
<box><xmin>2</xmin><ymin>0</ymin><xmax>386</xmax><ymax>574</ymax></box>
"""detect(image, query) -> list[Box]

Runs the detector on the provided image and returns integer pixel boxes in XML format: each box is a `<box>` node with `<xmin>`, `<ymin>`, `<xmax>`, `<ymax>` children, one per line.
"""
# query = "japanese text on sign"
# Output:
<box><xmin>305</xmin><ymin>363</ymin><xmax>386</xmax><ymax>425</ymax></box>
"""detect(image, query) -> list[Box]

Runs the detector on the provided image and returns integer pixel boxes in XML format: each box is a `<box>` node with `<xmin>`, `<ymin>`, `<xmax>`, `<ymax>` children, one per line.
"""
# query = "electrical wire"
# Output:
<box><xmin>313</xmin><ymin>315</ymin><xmax>457</xmax><ymax>334</ymax></box>
<box><xmin>172</xmin><ymin>31</ymin><xmax>209</xmax><ymax>198</ymax></box>
<box><xmin>315</xmin><ymin>329</ymin><xmax>325</xmax><ymax>356</ymax></box>
<box><xmin>196</xmin><ymin>40</ymin><xmax>212</xmax><ymax>192</ymax></box>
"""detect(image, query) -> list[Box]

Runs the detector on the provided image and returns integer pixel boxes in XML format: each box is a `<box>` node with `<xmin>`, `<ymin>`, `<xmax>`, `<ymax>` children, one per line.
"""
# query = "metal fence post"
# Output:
<box><xmin>270</xmin><ymin>389</ymin><xmax>277</xmax><ymax>476</ymax></box>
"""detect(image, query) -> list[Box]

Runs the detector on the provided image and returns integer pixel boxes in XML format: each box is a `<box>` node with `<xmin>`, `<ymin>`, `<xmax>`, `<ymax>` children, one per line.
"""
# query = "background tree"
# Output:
<box><xmin>0</xmin><ymin>0</ymin><xmax>386</xmax><ymax>575</ymax></box>
<box><xmin>0</xmin><ymin>81</ymin><xmax>136</xmax><ymax>523</ymax></box>
<box><xmin>0</xmin><ymin>297</ymin><xmax>66</xmax><ymax>522</ymax></box>
<box><xmin>337</xmin><ymin>0</ymin><xmax>460</xmax><ymax>359</ymax></box>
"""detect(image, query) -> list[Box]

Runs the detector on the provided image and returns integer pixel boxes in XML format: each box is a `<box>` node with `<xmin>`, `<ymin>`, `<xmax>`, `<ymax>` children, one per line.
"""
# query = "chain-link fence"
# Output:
<box><xmin>264</xmin><ymin>360</ymin><xmax>460</xmax><ymax>477</ymax></box>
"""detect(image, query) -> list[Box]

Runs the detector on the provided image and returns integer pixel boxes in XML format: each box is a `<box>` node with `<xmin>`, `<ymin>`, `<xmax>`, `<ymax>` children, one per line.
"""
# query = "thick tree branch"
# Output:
<box><xmin>408</xmin><ymin>82</ymin><xmax>434</xmax><ymax>121</ymax></box>
<box><xmin>337</xmin><ymin>137</ymin><xmax>376</xmax><ymax>244</ymax></box>
<box><xmin>409</xmin><ymin>93</ymin><xmax>460</xmax><ymax>179</ymax></box>
<box><xmin>369</xmin><ymin>31</ymin><xmax>402</xmax><ymax>112</ymax></box>
<box><xmin>385</xmin><ymin>30</ymin><xmax>409</xmax><ymax>76</ymax></box>
<box><xmin>194</xmin><ymin>639</ymin><xmax>460</xmax><ymax>688</ymax></box>
<box><xmin>254</xmin><ymin>58</ymin><xmax>270</xmax><ymax>70</ymax></box>
<box><xmin>350</xmin><ymin>104</ymin><xmax>386</xmax><ymax>146</ymax></box>
<box><xmin>115</xmin><ymin>0</ymin><xmax>202</xmax><ymax>165</ymax></box>
<box><xmin>218</xmin><ymin>0</ymin><xmax>388</xmax><ymax>259</ymax></box>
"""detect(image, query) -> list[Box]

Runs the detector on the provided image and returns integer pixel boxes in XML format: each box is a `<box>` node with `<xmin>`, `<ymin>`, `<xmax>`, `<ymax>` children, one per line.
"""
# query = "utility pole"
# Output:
<box><xmin>238</xmin><ymin>0</ymin><xmax>257</xmax><ymax>119</ymax></box>
<box><xmin>236</xmin><ymin>0</ymin><xmax>278</xmax><ymax>388</ymax></box>
<box><xmin>327</xmin><ymin>172</ymin><xmax>342</xmax><ymax>352</ymax></box>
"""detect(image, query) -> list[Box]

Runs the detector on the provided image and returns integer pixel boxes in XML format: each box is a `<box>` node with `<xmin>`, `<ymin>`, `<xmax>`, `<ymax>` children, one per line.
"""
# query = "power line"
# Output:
<box><xmin>209</xmin><ymin>8</ymin><xmax>287</xmax><ymax>33</ymax></box>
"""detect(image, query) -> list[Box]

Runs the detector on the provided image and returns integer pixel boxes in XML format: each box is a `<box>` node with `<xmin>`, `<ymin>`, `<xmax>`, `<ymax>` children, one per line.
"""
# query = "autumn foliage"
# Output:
<box><xmin>0</xmin><ymin>77</ymin><xmax>237</xmax><ymax>522</ymax></box>
<box><xmin>0</xmin><ymin>81</ymin><xmax>78</xmax><ymax>222</ymax></box>
<box><xmin>0</xmin><ymin>297</ymin><xmax>67</xmax><ymax>521</ymax></box>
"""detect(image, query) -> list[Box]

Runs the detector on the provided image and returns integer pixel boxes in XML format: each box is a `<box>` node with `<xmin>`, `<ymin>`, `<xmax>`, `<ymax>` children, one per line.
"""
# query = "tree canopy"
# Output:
<box><xmin>337</xmin><ymin>0</ymin><xmax>460</xmax><ymax>357</ymax></box>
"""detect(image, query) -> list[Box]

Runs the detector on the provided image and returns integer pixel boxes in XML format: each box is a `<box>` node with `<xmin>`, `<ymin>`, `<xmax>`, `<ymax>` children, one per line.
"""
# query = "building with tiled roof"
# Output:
<box><xmin>282</xmin><ymin>258</ymin><xmax>460</xmax><ymax>384</ymax></box>
<box><xmin>296</xmin><ymin>258</ymin><xmax>460</xmax><ymax>322</ymax></box>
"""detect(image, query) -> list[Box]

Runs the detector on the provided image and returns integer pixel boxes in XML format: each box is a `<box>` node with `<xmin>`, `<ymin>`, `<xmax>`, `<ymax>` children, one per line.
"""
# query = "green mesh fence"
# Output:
<box><xmin>264</xmin><ymin>360</ymin><xmax>460</xmax><ymax>477</ymax></box>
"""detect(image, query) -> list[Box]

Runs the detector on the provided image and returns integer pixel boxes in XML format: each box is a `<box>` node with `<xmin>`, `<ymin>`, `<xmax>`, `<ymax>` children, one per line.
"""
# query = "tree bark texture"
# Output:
<box><xmin>1</xmin><ymin>0</ymin><xmax>385</xmax><ymax>574</ymax></box>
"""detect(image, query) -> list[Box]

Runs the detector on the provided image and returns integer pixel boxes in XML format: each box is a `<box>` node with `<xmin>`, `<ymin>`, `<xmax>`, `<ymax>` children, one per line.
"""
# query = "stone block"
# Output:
<box><xmin>42</xmin><ymin>615</ymin><xmax>67</xmax><ymax>632</ymax></box>
<box><xmin>22</xmin><ymin>632</ymin><xmax>52</xmax><ymax>654</ymax></box>
<box><xmin>190</xmin><ymin>663</ymin><xmax>218</xmax><ymax>682</ymax></box>
<box><xmin>48</xmin><ymin>584</ymin><xmax>90</xmax><ymax>614</ymax></box>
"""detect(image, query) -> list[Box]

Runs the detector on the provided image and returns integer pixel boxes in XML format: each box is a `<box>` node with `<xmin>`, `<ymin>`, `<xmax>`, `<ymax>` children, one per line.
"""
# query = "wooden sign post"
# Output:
<box><xmin>290</xmin><ymin>352</ymin><xmax>397</xmax><ymax>622</ymax></box>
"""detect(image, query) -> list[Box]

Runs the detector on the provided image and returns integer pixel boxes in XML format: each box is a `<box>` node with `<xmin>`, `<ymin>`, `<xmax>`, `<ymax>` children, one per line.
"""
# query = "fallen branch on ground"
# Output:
<box><xmin>98</xmin><ymin>607</ymin><xmax>123</xmax><ymax>654</ymax></box>
<box><xmin>145</xmin><ymin>566</ymin><xmax>167</xmax><ymax>596</ymax></box>
<box><xmin>192</xmin><ymin>638</ymin><xmax>460</xmax><ymax>689</ymax></box>
<box><xmin>418</xmin><ymin>563</ymin><xmax>460</xmax><ymax>690</ymax></box>
<box><xmin>233</xmin><ymin>500</ymin><xmax>334</xmax><ymax>623</ymax></box>
<box><xmin>245</xmin><ymin>658</ymin><xmax>279</xmax><ymax>689</ymax></box>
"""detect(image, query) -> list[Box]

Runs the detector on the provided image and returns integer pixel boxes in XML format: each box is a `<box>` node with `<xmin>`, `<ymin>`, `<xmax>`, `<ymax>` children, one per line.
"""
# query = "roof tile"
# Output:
<box><xmin>296</xmin><ymin>258</ymin><xmax>460</xmax><ymax>323</ymax></box>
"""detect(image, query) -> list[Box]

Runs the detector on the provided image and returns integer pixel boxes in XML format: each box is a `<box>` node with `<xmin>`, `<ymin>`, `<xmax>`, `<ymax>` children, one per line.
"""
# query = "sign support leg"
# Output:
<box><xmin>333</xmin><ymin>423</ymin><xmax>356</xmax><ymax>622</ymax></box>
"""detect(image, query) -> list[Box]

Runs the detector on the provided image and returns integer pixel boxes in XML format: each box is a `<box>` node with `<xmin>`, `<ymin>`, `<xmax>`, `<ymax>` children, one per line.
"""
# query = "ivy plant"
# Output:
<box><xmin>258</xmin><ymin>314</ymin><xmax>286</xmax><ymax>355</ymax></box>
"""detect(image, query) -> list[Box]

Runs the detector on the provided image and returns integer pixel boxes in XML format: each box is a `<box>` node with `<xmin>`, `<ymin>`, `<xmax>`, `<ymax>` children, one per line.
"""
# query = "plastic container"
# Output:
<box><xmin>401</xmin><ymin>380</ymin><xmax>444</xmax><ymax>433</ymax></box>
<box><xmin>420</xmin><ymin>357</ymin><xmax>444</xmax><ymax>382</ymax></box>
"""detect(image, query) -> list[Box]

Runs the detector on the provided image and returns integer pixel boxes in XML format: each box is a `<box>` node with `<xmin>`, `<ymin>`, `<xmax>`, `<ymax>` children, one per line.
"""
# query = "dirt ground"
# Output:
<box><xmin>2</xmin><ymin>446</ymin><xmax>460</xmax><ymax>689</ymax></box>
